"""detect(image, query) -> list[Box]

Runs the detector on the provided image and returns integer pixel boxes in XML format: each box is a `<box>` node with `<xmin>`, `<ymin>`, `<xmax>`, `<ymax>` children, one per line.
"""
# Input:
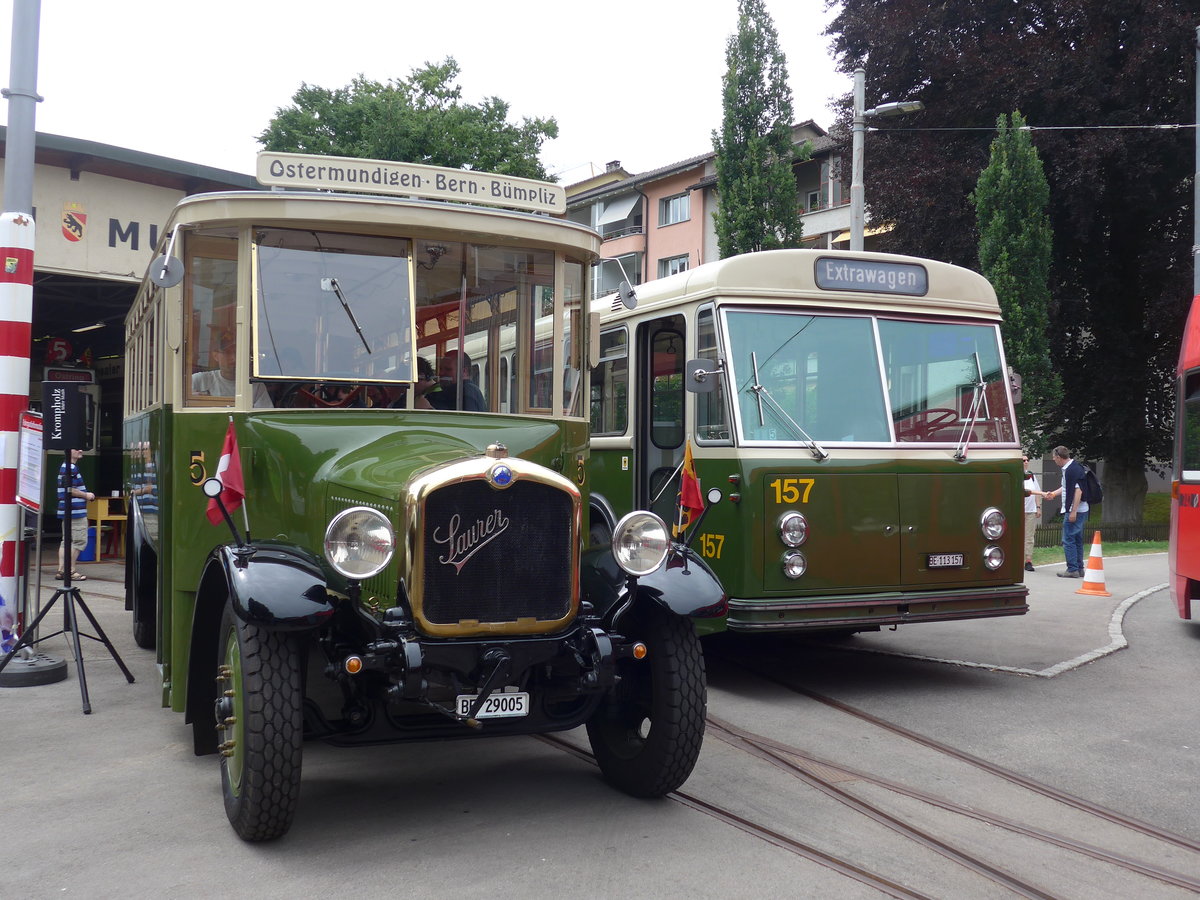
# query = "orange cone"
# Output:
<box><xmin>1076</xmin><ymin>531</ymin><xmax>1112</xmax><ymax>597</ymax></box>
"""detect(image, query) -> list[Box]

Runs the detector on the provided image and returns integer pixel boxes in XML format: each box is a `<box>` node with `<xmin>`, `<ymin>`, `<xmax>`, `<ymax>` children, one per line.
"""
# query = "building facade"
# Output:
<box><xmin>565</xmin><ymin>121</ymin><xmax>871</xmax><ymax>299</ymax></box>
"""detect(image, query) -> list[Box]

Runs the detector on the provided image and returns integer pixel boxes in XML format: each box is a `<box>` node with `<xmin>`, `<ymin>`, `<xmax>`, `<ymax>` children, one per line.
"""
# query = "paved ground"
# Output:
<box><xmin>2</xmin><ymin>549</ymin><xmax>1195</xmax><ymax>898</ymax></box>
<box><xmin>815</xmin><ymin>553</ymin><xmax>1163</xmax><ymax>677</ymax></box>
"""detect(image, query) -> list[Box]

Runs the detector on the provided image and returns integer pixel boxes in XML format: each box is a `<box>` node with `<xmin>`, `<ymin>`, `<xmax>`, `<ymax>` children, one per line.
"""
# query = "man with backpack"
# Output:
<box><xmin>1046</xmin><ymin>445</ymin><xmax>1090</xmax><ymax>578</ymax></box>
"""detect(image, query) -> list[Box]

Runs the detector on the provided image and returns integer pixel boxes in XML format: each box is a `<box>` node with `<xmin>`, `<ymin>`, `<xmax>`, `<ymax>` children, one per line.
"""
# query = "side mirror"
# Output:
<box><xmin>685</xmin><ymin>358</ymin><xmax>723</xmax><ymax>394</ymax></box>
<box><xmin>149</xmin><ymin>255</ymin><xmax>183</xmax><ymax>288</ymax></box>
<box><xmin>149</xmin><ymin>225</ymin><xmax>185</xmax><ymax>288</ymax></box>
<box><xmin>617</xmin><ymin>280</ymin><xmax>637</xmax><ymax>310</ymax></box>
<box><xmin>1008</xmin><ymin>368</ymin><xmax>1023</xmax><ymax>405</ymax></box>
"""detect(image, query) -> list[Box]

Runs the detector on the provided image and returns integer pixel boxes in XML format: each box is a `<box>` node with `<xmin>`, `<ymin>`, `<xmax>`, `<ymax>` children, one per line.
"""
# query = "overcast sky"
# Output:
<box><xmin>1</xmin><ymin>0</ymin><xmax>850</xmax><ymax>185</ymax></box>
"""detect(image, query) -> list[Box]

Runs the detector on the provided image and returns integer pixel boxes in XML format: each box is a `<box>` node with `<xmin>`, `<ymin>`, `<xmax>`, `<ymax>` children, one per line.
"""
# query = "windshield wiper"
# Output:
<box><xmin>322</xmin><ymin>277</ymin><xmax>372</xmax><ymax>354</ymax></box>
<box><xmin>954</xmin><ymin>352</ymin><xmax>987</xmax><ymax>461</ymax></box>
<box><xmin>747</xmin><ymin>351</ymin><xmax>828</xmax><ymax>460</ymax></box>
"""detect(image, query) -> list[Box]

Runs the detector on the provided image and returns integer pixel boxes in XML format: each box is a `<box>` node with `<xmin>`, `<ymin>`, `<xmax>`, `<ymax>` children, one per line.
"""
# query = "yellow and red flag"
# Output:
<box><xmin>674</xmin><ymin>440</ymin><xmax>704</xmax><ymax>537</ymax></box>
<box><xmin>206</xmin><ymin>420</ymin><xmax>246</xmax><ymax>525</ymax></box>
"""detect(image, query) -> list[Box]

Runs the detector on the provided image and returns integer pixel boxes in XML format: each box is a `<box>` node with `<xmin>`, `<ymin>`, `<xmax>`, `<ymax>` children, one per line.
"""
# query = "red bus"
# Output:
<box><xmin>1170</xmin><ymin>292</ymin><xmax>1200</xmax><ymax>619</ymax></box>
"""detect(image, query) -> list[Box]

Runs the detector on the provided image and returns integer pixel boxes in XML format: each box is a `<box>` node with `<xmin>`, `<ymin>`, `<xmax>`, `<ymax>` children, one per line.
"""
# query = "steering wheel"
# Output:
<box><xmin>279</xmin><ymin>384</ymin><xmax>365</xmax><ymax>408</ymax></box>
<box><xmin>923</xmin><ymin>407</ymin><xmax>959</xmax><ymax>430</ymax></box>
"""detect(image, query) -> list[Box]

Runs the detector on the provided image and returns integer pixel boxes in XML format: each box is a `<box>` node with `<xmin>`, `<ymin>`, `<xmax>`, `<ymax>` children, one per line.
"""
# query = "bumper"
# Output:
<box><xmin>310</xmin><ymin>623</ymin><xmax>633</xmax><ymax>744</ymax></box>
<box><xmin>726</xmin><ymin>584</ymin><xmax>1029</xmax><ymax>632</ymax></box>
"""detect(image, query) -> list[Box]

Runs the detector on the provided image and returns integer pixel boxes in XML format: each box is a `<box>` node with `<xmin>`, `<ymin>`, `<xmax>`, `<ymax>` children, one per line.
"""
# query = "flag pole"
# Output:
<box><xmin>229</xmin><ymin>416</ymin><xmax>250</xmax><ymax>539</ymax></box>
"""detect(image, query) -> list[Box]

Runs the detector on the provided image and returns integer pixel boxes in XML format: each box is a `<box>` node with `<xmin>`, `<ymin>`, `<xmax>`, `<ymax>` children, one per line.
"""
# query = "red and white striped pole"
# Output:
<box><xmin>0</xmin><ymin>212</ymin><xmax>34</xmax><ymax>628</ymax></box>
<box><xmin>1</xmin><ymin>0</ymin><xmax>41</xmax><ymax>651</ymax></box>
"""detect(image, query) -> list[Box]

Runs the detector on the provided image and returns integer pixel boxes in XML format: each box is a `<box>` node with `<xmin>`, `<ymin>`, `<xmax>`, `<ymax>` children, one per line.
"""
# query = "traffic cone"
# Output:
<box><xmin>1075</xmin><ymin>531</ymin><xmax>1112</xmax><ymax>597</ymax></box>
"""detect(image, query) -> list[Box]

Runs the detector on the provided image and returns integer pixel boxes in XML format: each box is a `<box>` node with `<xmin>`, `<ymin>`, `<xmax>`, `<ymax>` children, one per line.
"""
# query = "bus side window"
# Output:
<box><xmin>650</xmin><ymin>327</ymin><xmax>684</xmax><ymax>449</ymax></box>
<box><xmin>184</xmin><ymin>234</ymin><xmax>238</xmax><ymax>408</ymax></box>
<box><xmin>590</xmin><ymin>326</ymin><xmax>628</xmax><ymax>435</ymax></box>
<box><xmin>695</xmin><ymin>307</ymin><xmax>730</xmax><ymax>443</ymax></box>
<box><xmin>1183</xmin><ymin>376</ymin><xmax>1200</xmax><ymax>480</ymax></box>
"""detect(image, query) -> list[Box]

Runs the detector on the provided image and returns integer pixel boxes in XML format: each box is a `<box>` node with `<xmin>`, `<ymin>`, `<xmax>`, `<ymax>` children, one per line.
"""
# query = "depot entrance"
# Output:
<box><xmin>1</xmin><ymin>126</ymin><xmax>259</xmax><ymax>504</ymax></box>
<box><xmin>30</xmin><ymin>271</ymin><xmax>135</xmax><ymax>498</ymax></box>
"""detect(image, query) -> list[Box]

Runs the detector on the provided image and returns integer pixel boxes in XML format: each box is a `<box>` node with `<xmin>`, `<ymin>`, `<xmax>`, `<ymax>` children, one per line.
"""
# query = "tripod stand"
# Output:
<box><xmin>0</xmin><ymin>574</ymin><xmax>135</xmax><ymax>713</ymax></box>
<box><xmin>0</xmin><ymin>464</ymin><xmax>135</xmax><ymax>713</ymax></box>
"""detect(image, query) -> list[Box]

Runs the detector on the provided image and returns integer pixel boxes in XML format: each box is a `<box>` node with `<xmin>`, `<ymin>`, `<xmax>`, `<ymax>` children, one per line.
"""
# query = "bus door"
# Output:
<box><xmin>635</xmin><ymin>314</ymin><xmax>686</xmax><ymax>525</ymax></box>
<box><xmin>1171</xmin><ymin>365</ymin><xmax>1200</xmax><ymax>618</ymax></box>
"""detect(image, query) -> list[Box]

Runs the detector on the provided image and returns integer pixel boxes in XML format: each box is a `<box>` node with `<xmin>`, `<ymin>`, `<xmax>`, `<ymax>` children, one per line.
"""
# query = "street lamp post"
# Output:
<box><xmin>1194</xmin><ymin>27</ymin><xmax>1199</xmax><ymax>296</ymax></box>
<box><xmin>850</xmin><ymin>68</ymin><xmax>924</xmax><ymax>252</ymax></box>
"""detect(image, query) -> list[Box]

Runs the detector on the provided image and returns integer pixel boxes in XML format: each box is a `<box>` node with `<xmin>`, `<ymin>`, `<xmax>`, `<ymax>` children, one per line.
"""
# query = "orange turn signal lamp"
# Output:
<box><xmin>344</xmin><ymin>655</ymin><xmax>364</xmax><ymax>675</ymax></box>
<box><xmin>632</xmin><ymin>642</ymin><xmax>648</xmax><ymax>660</ymax></box>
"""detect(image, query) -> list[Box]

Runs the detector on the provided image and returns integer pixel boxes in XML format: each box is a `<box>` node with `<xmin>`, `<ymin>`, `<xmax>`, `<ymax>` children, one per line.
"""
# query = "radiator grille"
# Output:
<box><xmin>419</xmin><ymin>479</ymin><xmax>574</xmax><ymax>628</ymax></box>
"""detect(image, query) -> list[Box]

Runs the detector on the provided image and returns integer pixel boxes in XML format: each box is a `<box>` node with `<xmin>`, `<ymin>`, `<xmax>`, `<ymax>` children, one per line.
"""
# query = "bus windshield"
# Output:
<box><xmin>255</xmin><ymin>229</ymin><xmax>415</xmax><ymax>383</ymax></box>
<box><xmin>724</xmin><ymin>309</ymin><xmax>1016</xmax><ymax>445</ymax></box>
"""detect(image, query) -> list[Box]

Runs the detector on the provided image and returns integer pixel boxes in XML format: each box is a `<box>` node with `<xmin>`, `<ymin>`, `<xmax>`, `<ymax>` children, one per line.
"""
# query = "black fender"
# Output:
<box><xmin>209</xmin><ymin>544</ymin><xmax>335</xmax><ymax>631</ymax></box>
<box><xmin>185</xmin><ymin>543</ymin><xmax>334</xmax><ymax>755</ymax></box>
<box><xmin>580</xmin><ymin>543</ymin><xmax>727</xmax><ymax>627</ymax></box>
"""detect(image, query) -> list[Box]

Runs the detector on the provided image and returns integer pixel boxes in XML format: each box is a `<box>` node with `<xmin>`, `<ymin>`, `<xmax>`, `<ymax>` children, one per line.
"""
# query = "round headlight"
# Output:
<box><xmin>611</xmin><ymin>511</ymin><xmax>670</xmax><ymax>576</ymax></box>
<box><xmin>981</xmin><ymin>507</ymin><xmax>1006</xmax><ymax>540</ymax></box>
<box><xmin>983</xmin><ymin>544</ymin><xmax>1004</xmax><ymax>570</ymax></box>
<box><xmin>779</xmin><ymin>512</ymin><xmax>808</xmax><ymax>547</ymax></box>
<box><xmin>324</xmin><ymin>506</ymin><xmax>395</xmax><ymax>579</ymax></box>
<box><xmin>782</xmin><ymin>551</ymin><xmax>807</xmax><ymax>579</ymax></box>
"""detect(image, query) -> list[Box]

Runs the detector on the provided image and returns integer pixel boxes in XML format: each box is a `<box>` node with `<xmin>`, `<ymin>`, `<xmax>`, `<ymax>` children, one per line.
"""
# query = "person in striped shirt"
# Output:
<box><xmin>56</xmin><ymin>448</ymin><xmax>95</xmax><ymax>581</ymax></box>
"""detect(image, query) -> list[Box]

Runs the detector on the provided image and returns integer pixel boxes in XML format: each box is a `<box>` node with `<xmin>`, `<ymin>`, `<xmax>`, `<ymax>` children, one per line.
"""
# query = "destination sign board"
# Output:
<box><xmin>815</xmin><ymin>257</ymin><xmax>929</xmax><ymax>296</ymax></box>
<box><xmin>256</xmin><ymin>152</ymin><xmax>565</xmax><ymax>215</ymax></box>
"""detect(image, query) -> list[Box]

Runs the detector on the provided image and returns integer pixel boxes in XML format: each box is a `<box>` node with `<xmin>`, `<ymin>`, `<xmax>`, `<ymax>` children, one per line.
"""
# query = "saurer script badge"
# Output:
<box><xmin>434</xmin><ymin>511</ymin><xmax>511</xmax><ymax>573</ymax></box>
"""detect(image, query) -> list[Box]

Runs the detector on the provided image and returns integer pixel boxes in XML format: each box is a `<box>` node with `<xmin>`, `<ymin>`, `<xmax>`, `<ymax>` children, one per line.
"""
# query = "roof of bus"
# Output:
<box><xmin>1180</xmin><ymin>292</ymin><xmax>1200</xmax><ymax>374</ymax></box>
<box><xmin>601</xmin><ymin>249</ymin><xmax>1001</xmax><ymax>321</ymax></box>
<box><xmin>156</xmin><ymin>189</ymin><xmax>602</xmax><ymax>260</ymax></box>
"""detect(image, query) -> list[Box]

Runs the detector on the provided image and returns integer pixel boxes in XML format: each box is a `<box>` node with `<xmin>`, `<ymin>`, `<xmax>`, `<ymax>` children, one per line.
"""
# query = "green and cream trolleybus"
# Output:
<box><xmin>588</xmin><ymin>249</ymin><xmax>1028</xmax><ymax>634</ymax></box>
<box><xmin>123</xmin><ymin>154</ymin><xmax>724</xmax><ymax>841</ymax></box>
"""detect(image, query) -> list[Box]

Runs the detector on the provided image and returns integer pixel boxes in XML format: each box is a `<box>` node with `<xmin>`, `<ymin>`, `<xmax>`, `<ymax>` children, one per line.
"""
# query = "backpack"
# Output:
<box><xmin>1081</xmin><ymin>465</ymin><xmax>1103</xmax><ymax>504</ymax></box>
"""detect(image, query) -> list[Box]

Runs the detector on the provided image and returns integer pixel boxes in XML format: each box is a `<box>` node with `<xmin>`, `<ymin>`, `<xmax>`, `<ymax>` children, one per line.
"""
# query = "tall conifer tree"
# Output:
<box><xmin>712</xmin><ymin>0</ymin><xmax>805</xmax><ymax>258</ymax></box>
<box><xmin>971</xmin><ymin>112</ymin><xmax>1059</xmax><ymax>453</ymax></box>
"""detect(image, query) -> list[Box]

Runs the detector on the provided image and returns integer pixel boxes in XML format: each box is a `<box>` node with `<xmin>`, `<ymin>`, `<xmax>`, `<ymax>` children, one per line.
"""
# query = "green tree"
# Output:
<box><xmin>259</xmin><ymin>58</ymin><xmax>558</xmax><ymax>180</ymax></box>
<box><xmin>826</xmin><ymin>1</ymin><xmax>1195</xmax><ymax>523</ymax></box>
<box><xmin>971</xmin><ymin>111</ymin><xmax>1059</xmax><ymax>454</ymax></box>
<box><xmin>712</xmin><ymin>0</ymin><xmax>807</xmax><ymax>257</ymax></box>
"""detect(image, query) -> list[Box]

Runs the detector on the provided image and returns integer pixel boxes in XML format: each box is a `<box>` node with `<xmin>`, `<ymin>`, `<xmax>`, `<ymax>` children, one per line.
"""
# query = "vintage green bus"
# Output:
<box><xmin>122</xmin><ymin>154</ymin><xmax>723</xmax><ymax>841</ymax></box>
<box><xmin>588</xmin><ymin>249</ymin><xmax>1028</xmax><ymax>634</ymax></box>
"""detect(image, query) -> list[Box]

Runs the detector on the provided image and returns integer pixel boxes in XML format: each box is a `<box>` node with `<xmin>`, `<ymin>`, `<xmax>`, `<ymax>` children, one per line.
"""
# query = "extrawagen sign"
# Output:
<box><xmin>256</xmin><ymin>152</ymin><xmax>566</xmax><ymax>215</ymax></box>
<box><xmin>815</xmin><ymin>256</ymin><xmax>929</xmax><ymax>296</ymax></box>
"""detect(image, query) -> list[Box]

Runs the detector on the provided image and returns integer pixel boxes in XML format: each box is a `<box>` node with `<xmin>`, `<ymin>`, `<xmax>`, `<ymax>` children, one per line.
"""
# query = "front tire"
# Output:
<box><xmin>215</xmin><ymin>602</ymin><xmax>303</xmax><ymax>841</ymax></box>
<box><xmin>129</xmin><ymin>541</ymin><xmax>156</xmax><ymax>650</ymax></box>
<box><xmin>588</xmin><ymin>518</ymin><xmax>612</xmax><ymax>548</ymax></box>
<box><xmin>586</xmin><ymin>604</ymin><xmax>705</xmax><ymax>797</ymax></box>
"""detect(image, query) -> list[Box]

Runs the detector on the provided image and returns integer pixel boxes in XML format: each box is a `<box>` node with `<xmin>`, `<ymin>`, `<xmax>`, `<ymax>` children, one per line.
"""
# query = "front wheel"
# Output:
<box><xmin>215</xmin><ymin>602</ymin><xmax>303</xmax><ymax>841</ymax></box>
<box><xmin>129</xmin><ymin>540</ymin><xmax>156</xmax><ymax>650</ymax></box>
<box><xmin>585</xmin><ymin>604</ymin><xmax>706</xmax><ymax>797</ymax></box>
<box><xmin>588</xmin><ymin>517</ymin><xmax>612</xmax><ymax>548</ymax></box>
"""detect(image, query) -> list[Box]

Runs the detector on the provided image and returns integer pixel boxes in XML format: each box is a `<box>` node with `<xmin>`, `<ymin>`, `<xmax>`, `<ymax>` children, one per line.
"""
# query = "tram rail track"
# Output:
<box><xmin>751</xmin><ymin>673</ymin><xmax>1200</xmax><ymax>857</ymax></box>
<box><xmin>540</xmin><ymin>662</ymin><xmax>1200</xmax><ymax>898</ymax></box>
<box><xmin>537</xmin><ymin>732</ymin><xmax>936</xmax><ymax>900</ymax></box>
<box><xmin>706</xmin><ymin>713</ymin><xmax>1200</xmax><ymax>896</ymax></box>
